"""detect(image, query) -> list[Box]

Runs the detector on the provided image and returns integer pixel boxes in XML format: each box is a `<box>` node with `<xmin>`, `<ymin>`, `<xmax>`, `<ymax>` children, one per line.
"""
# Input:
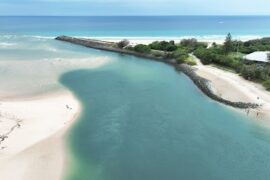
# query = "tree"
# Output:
<box><xmin>223</xmin><ymin>33</ymin><xmax>233</xmax><ymax>54</ymax></box>
<box><xmin>268</xmin><ymin>53</ymin><xmax>270</xmax><ymax>62</ymax></box>
<box><xmin>117</xmin><ymin>39</ymin><xmax>130</xmax><ymax>48</ymax></box>
<box><xmin>212</xmin><ymin>42</ymin><xmax>217</xmax><ymax>48</ymax></box>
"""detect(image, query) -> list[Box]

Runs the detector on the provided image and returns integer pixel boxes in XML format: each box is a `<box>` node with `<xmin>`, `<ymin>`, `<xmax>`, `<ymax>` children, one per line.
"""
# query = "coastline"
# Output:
<box><xmin>0</xmin><ymin>45</ymin><xmax>110</xmax><ymax>180</ymax></box>
<box><xmin>77</xmin><ymin>35</ymin><xmax>263</xmax><ymax>45</ymax></box>
<box><xmin>101</xmin><ymin>37</ymin><xmax>270</xmax><ymax>117</ymax></box>
<box><xmin>0</xmin><ymin>90</ymin><xmax>81</xmax><ymax>180</ymax></box>
<box><xmin>0</xmin><ymin>35</ymin><xmax>269</xmax><ymax>180</ymax></box>
<box><xmin>56</xmin><ymin>36</ymin><xmax>259</xmax><ymax>109</ymax></box>
<box><xmin>56</xmin><ymin>35</ymin><xmax>270</xmax><ymax>117</ymax></box>
<box><xmin>192</xmin><ymin>55</ymin><xmax>270</xmax><ymax>121</ymax></box>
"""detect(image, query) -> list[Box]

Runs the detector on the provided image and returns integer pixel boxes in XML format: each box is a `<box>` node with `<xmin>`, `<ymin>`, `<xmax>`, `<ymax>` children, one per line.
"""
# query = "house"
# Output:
<box><xmin>243</xmin><ymin>51</ymin><xmax>269</xmax><ymax>63</ymax></box>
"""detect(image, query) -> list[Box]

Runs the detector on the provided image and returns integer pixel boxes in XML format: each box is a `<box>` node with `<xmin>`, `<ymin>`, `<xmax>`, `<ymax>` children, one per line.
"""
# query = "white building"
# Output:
<box><xmin>243</xmin><ymin>51</ymin><xmax>269</xmax><ymax>63</ymax></box>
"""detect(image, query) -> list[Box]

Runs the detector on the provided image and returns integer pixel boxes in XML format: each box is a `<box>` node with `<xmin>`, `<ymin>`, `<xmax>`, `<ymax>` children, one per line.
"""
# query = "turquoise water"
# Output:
<box><xmin>61</xmin><ymin>52</ymin><xmax>270</xmax><ymax>180</ymax></box>
<box><xmin>0</xmin><ymin>35</ymin><xmax>109</xmax><ymax>98</ymax></box>
<box><xmin>1</xmin><ymin>16</ymin><xmax>270</xmax><ymax>180</ymax></box>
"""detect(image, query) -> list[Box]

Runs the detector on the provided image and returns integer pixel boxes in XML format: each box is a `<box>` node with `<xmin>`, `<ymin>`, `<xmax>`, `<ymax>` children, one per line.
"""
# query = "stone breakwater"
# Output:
<box><xmin>55</xmin><ymin>36</ymin><xmax>259</xmax><ymax>109</ymax></box>
<box><xmin>55</xmin><ymin>36</ymin><xmax>167</xmax><ymax>62</ymax></box>
<box><xmin>177</xmin><ymin>64</ymin><xmax>259</xmax><ymax>109</ymax></box>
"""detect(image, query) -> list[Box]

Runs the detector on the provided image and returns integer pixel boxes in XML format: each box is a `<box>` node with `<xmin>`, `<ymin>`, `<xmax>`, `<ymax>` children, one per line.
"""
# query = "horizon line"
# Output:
<box><xmin>1</xmin><ymin>15</ymin><xmax>270</xmax><ymax>17</ymax></box>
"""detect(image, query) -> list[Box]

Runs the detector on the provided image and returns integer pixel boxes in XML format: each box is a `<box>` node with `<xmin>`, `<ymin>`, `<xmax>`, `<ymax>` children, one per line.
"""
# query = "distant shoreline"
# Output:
<box><xmin>1</xmin><ymin>34</ymin><xmax>267</xmax><ymax>43</ymax></box>
<box><xmin>79</xmin><ymin>35</ymin><xmax>265</xmax><ymax>44</ymax></box>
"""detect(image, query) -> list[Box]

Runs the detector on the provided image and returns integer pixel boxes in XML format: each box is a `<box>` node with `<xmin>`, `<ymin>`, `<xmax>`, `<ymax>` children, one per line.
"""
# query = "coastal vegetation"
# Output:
<box><xmin>193</xmin><ymin>33</ymin><xmax>270</xmax><ymax>90</ymax></box>
<box><xmin>117</xmin><ymin>33</ymin><xmax>270</xmax><ymax>90</ymax></box>
<box><xmin>236</xmin><ymin>38</ymin><xmax>270</xmax><ymax>53</ymax></box>
<box><xmin>122</xmin><ymin>39</ymin><xmax>207</xmax><ymax>66</ymax></box>
<box><xmin>149</xmin><ymin>40</ymin><xmax>177</xmax><ymax>51</ymax></box>
<box><xmin>115</xmin><ymin>35</ymin><xmax>270</xmax><ymax>91</ymax></box>
<box><xmin>117</xmin><ymin>39</ymin><xmax>130</xmax><ymax>48</ymax></box>
<box><xmin>263</xmin><ymin>80</ymin><xmax>270</xmax><ymax>90</ymax></box>
<box><xmin>134</xmin><ymin>44</ymin><xmax>151</xmax><ymax>53</ymax></box>
<box><xmin>57</xmin><ymin>35</ymin><xmax>270</xmax><ymax>92</ymax></box>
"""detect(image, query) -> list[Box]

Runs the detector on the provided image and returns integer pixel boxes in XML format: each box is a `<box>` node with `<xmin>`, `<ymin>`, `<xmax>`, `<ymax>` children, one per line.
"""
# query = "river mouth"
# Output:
<box><xmin>61</xmin><ymin>54</ymin><xmax>270</xmax><ymax>180</ymax></box>
<box><xmin>1</xmin><ymin>15</ymin><xmax>270</xmax><ymax>180</ymax></box>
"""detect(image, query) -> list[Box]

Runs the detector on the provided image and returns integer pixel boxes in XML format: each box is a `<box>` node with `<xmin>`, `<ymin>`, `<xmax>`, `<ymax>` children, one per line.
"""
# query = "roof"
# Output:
<box><xmin>243</xmin><ymin>51</ymin><xmax>270</xmax><ymax>63</ymax></box>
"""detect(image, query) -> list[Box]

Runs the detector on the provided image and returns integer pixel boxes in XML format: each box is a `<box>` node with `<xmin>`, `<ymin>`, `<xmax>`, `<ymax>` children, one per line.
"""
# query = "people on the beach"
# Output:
<box><xmin>66</xmin><ymin>105</ymin><xmax>72</xmax><ymax>110</ymax></box>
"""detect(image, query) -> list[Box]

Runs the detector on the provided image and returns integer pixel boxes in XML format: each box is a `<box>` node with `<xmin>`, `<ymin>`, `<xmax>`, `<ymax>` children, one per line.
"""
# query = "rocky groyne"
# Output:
<box><xmin>177</xmin><ymin>64</ymin><xmax>259</xmax><ymax>109</ymax></box>
<box><xmin>55</xmin><ymin>36</ymin><xmax>170</xmax><ymax>63</ymax></box>
<box><xmin>55</xmin><ymin>36</ymin><xmax>259</xmax><ymax>109</ymax></box>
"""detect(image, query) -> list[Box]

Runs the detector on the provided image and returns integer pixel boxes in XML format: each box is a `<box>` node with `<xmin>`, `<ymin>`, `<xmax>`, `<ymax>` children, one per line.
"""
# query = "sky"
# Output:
<box><xmin>1</xmin><ymin>0</ymin><xmax>270</xmax><ymax>16</ymax></box>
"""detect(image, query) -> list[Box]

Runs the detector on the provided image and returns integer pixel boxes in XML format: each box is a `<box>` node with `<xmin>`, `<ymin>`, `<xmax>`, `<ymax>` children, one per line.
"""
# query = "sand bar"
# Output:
<box><xmin>0</xmin><ymin>90</ymin><xmax>81</xmax><ymax>180</ymax></box>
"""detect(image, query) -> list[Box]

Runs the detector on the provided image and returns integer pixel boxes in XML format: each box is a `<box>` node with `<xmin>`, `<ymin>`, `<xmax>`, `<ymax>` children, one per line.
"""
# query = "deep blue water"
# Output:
<box><xmin>1</xmin><ymin>16</ymin><xmax>270</xmax><ymax>37</ymax></box>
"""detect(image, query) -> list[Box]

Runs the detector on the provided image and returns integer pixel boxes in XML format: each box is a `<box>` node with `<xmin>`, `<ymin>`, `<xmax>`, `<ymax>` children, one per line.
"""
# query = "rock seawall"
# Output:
<box><xmin>177</xmin><ymin>64</ymin><xmax>259</xmax><ymax>109</ymax></box>
<box><xmin>55</xmin><ymin>36</ymin><xmax>259</xmax><ymax>109</ymax></box>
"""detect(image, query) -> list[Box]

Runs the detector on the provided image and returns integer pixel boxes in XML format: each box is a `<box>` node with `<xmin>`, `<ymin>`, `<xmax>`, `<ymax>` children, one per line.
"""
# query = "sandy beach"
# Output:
<box><xmin>0</xmin><ymin>90</ymin><xmax>81</xmax><ymax>180</ymax></box>
<box><xmin>89</xmin><ymin>36</ymin><xmax>262</xmax><ymax>45</ymax></box>
<box><xmin>0</xmin><ymin>40</ymin><xmax>110</xmax><ymax>180</ymax></box>
<box><xmin>192</xmin><ymin>55</ymin><xmax>270</xmax><ymax>121</ymax></box>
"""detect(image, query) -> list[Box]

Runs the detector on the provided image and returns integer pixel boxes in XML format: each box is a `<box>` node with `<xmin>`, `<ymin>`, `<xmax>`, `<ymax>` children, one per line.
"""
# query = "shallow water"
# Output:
<box><xmin>1</xmin><ymin>16</ymin><xmax>270</xmax><ymax>180</ymax></box>
<box><xmin>0</xmin><ymin>35</ymin><xmax>110</xmax><ymax>98</ymax></box>
<box><xmin>61</xmin><ymin>53</ymin><xmax>270</xmax><ymax>180</ymax></box>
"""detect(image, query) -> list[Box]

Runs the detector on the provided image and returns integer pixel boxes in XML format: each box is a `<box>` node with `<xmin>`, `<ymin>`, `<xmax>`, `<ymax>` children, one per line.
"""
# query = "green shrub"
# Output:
<box><xmin>117</xmin><ymin>39</ymin><xmax>129</xmax><ymax>48</ymax></box>
<box><xmin>194</xmin><ymin>46</ymin><xmax>242</xmax><ymax>68</ymax></box>
<box><xmin>240</xmin><ymin>65</ymin><xmax>257</xmax><ymax>80</ymax></box>
<box><xmin>173</xmin><ymin>49</ymin><xmax>188</xmax><ymax>58</ymax></box>
<box><xmin>176</xmin><ymin>56</ymin><xmax>186</xmax><ymax>64</ymax></box>
<box><xmin>125</xmin><ymin>46</ymin><xmax>134</xmax><ymax>51</ymax></box>
<box><xmin>134</xmin><ymin>44</ymin><xmax>151</xmax><ymax>54</ymax></box>
<box><xmin>263</xmin><ymin>80</ymin><xmax>270</xmax><ymax>90</ymax></box>
<box><xmin>239</xmin><ymin>37</ymin><xmax>270</xmax><ymax>54</ymax></box>
<box><xmin>151</xmin><ymin>50</ymin><xmax>164</xmax><ymax>57</ymax></box>
<box><xmin>180</xmin><ymin>38</ymin><xmax>207</xmax><ymax>53</ymax></box>
<box><xmin>186</xmin><ymin>59</ymin><xmax>197</xmax><ymax>66</ymax></box>
<box><xmin>193</xmin><ymin>47</ymin><xmax>213</xmax><ymax>65</ymax></box>
<box><xmin>260</xmin><ymin>66</ymin><xmax>270</xmax><ymax>80</ymax></box>
<box><xmin>149</xmin><ymin>41</ymin><xmax>177</xmax><ymax>51</ymax></box>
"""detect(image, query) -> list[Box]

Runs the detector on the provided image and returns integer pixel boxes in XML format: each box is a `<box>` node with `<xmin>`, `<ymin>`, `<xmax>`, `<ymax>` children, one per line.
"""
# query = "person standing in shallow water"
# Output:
<box><xmin>246</xmin><ymin>109</ymin><xmax>250</xmax><ymax>116</ymax></box>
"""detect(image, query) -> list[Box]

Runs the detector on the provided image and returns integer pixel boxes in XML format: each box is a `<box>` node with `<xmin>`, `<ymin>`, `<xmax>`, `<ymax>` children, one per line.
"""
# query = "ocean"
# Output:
<box><xmin>1</xmin><ymin>16</ymin><xmax>270</xmax><ymax>180</ymax></box>
<box><xmin>1</xmin><ymin>16</ymin><xmax>270</xmax><ymax>38</ymax></box>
